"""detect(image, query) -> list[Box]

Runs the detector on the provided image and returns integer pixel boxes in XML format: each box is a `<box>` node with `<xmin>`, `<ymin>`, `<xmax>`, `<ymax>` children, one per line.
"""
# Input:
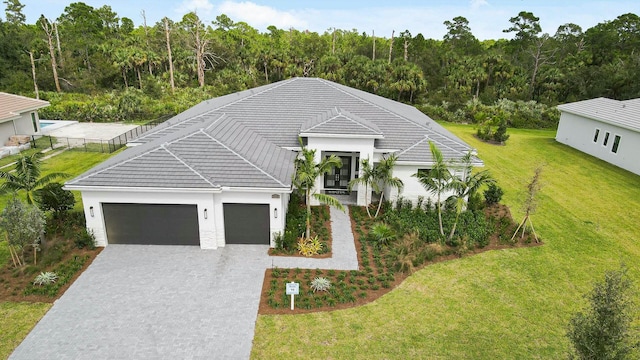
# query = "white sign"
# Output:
<box><xmin>286</xmin><ymin>282</ymin><xmax>299</xmax><ymax>295</ymax></box>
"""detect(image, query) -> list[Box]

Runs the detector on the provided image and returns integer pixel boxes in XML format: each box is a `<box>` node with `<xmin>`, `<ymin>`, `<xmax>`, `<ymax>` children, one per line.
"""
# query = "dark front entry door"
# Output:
<box><xmin>324</xmin><ymin>156</ymin><xmax>351</xmax><ymax>189</ymax></box>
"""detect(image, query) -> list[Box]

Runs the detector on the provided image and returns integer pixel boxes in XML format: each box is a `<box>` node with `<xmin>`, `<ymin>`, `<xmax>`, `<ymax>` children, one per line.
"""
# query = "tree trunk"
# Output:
<box><xmin>388</xmin><ymin>30</ymin><xmax>394</xmax><ymax>64</ymax></box>
<box><xmin>403</xmin><ymin>38</ymin><xmax>409</xmax><ymax>61</ymax></box>
<box><xmin>53</xmin><ymin>22</ymin><xmax>63</xmax><ymax>68</ymax></box>
<box><xmin>122</xmin><ymin>68</ymin><xmax>128</xmax><ymax>87</ymax></box>
<box><xmin>332</xmin><ymin>28</ymin><xmax>336</xmax><ymax>55</ymax></box>
<box><xmin>436</xmin><ymin>193</ymin><xmax>444</xmax><ymax>236</ymax></box>
<box><xmin>164</xmin><ymin>18</ymin><xmax>175</xmax><ymax>94</ymax></box>
<box><xmin>28</xmin><ymin>51</ymin><xmax>39</xmax><ymax>99</ymax></box>
<box><xmin>448</xmin><ymin>211</ymin><xmax>460</xmax><ymax>242</ymax></box>
<box><xmin>136</xmin><ymin>67</ymin><xmax>143</xmax><ymax>89</ymax></box>
<box><xmin>40</xmin><ymin>18</ymin><xmax>61</xmax><ymax>92</ymax></box>
<box><xmin>194</xmin><ymin>21</ymin><xmax>206</xmax><ymax>88</ymax></box>
<box><xmin>372</xmin><ymin>30</ymin><xmax>376</xmax><ymax>61</ymax></box>
<box><xmin>305</xmin><ymin>189</ymin><xmax>311</xmax><ymax>240</ymax></box>
<box><xmin>263</xmin><ymin>61</ymin><xmax>268</xmax><ymax>82</ymax></box>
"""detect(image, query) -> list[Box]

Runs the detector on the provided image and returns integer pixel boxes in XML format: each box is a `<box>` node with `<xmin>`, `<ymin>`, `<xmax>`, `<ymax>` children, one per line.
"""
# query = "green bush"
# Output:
<box><xmin>74</xmin><ymin>228</ymin><xmax>96</xmax><ymax>250</ymax></box>
<box><xmin>368</xmin><ymin>223</ymin><xmax>396</xmax><ymax>248</ymax></box>
<box><xmin>484</xmin><ymin>183</ymin><xmax>504</xmax><ymax>205</ymax></box>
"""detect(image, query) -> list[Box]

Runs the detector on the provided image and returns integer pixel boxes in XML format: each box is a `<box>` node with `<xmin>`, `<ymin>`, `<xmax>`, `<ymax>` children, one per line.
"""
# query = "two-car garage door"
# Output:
<box><xmin>102</xmin><ymin>203</ymin><xmax>270</xmax><ymax>246</ymax></box>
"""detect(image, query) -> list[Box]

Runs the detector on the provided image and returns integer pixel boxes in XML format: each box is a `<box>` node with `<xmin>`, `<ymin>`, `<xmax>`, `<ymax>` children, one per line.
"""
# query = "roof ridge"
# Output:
<box><xmin>337</xmin><ymin>108</ymin><xmax>383</xmax><ymax>134</ymax></box>
<box><xmin>397</xmin><ymin>135</ymin><xmax>429</xmax><ymax>157</ymax></box>
<box><xmin>199</xmin><ymin>129</ymin><xmax>288</xmax><ymax>187</ymax></box>
<box><xmin>161</xmin><ymin>144</ymin><xmax>219</xmax><ymax>187</ymax></box>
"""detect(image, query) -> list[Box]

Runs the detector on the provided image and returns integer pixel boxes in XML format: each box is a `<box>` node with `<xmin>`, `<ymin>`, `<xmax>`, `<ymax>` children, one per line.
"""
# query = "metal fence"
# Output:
<box><xmin>30</xmin><ymin>115</ymin><xmax>172</xmax><ymax>154</ymax></box>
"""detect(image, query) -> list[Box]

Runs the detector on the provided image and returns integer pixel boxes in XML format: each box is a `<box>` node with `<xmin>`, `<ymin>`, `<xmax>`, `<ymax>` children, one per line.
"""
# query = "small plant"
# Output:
<box><xmin>297</xmin><ymin>236</ymin><xmax>323</xmax><ymax>257</ymax></box>
<box><xmin>33</xmin><ymin>271</ymin><xmax>58</xmax><ymax>286</ymax></box>
<box><xmin>484</xmin><ymin>183</ymin><xmax>504</xmax><ymax>205</ymax></box>
<box><xmin>310</xmin><ymin>277</ymin><xmax>332</xmax><ymax>292</ymax></box>
<box><xmin>369</xmin><ymin>223</ymin><xmax>396</xmax><ymax>248</ymax></box>
<box><xmin>273</xmin><ymin>232</ymin><xmax>284</xmax><ymax>250</ymax></box>
<box><xmin>74</xmin><ymin>228</ymin><xmax>96</xmax><ymax>249</ymax></box>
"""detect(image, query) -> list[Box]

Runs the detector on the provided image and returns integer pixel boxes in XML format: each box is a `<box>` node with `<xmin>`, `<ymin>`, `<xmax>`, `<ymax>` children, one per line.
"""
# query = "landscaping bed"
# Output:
<box><xmin>258</xmin><ymin>200</ymin><xmax>540</xmax><ymax>315</ymax></box>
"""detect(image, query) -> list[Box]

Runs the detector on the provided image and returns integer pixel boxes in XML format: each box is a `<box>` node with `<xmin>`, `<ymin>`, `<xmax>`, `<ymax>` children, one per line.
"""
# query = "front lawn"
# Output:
<box><xmin>251</xmin><ymin>125</ymin><xmax>640</xmax><ymax>359</ymax></box>
<box><xmin>0</xmin><ymin>302</ymin><xmax>52</xmax><ymax>360</ymax></box>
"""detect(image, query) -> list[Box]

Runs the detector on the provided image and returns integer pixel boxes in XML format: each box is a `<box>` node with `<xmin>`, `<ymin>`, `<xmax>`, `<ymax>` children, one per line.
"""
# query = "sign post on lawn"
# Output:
<box><xmin>285</xmin><ymin>281</ymin><xmax>299</xmax><ymax>310</ymax></box>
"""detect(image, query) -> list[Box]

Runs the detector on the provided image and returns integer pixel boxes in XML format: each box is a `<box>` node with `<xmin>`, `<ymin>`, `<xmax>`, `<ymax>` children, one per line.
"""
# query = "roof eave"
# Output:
<box><xmin>300</xmin><ymin>132</ymin><xmax>383</xmax><ymax>139</ymax></box>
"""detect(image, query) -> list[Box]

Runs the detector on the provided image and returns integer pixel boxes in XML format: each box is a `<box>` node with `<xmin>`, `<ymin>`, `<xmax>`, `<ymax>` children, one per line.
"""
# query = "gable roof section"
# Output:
<box><xmin>300</xmin><ymin>107</ymin><xmax>383</xmax><ymax>137</ymax></box>
<box><xmin>0</xmin><ymin>92</ymin><xmax>49</xmax><ymax>122</ymax></box>
<box><xmin>558</xmin><ymin>97</ymin><xmax>640</xmax><ymax>133</ymax></box>
<box><xmin>67</xmin><ymin>114</ymin><xmax>295</xmax><ymax>189</ymax></box>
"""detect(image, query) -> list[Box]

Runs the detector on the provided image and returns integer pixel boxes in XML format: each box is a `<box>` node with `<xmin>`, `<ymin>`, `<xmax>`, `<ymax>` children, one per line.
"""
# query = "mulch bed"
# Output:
<box><xmin>267</xmin><ymin>206</ymin><xmax>333</xmax><ymax>259</ymax></box>
<box><xmin>0</xmin><ymin>244</ymin><xmax>101</xmax><ymax>303</ymax></box>
<box><xmin>258</xmin><ymin>203</ymin><xmax>541</xmax><ymax>315</ymax></box>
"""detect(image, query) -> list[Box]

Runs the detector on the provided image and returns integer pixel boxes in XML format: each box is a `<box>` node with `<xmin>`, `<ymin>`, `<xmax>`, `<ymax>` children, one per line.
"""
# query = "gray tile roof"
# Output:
<box><xmin>558</xmin><ymin>97</ymin><xmax>640</xmax><ymax>133</ymax></box>
<box><xmin>69</xmin><ymin>78</ymin><xmax>478</xmax><ymax>190</ymax></box>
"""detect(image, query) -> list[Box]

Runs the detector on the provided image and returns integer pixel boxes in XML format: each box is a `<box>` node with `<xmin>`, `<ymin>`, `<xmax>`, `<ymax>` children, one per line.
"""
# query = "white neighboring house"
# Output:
<box><xmin>65</xmin><ymin>78</ymin><xmax>481</xmax><ymax>249</ymax></box>
<box><xmin>0</xmin><ymin>92</ymin><xmax>49</xmax><ymax>145</ymax></box>
<box><xmin>556</xmin><ymin>97</ymin><xmax>640</xmax><ymax>176</ymax></box>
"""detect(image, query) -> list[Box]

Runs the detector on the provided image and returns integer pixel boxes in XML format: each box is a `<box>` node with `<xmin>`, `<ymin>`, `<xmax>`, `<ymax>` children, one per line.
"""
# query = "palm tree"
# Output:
<box><xmin>447</xmin><ymin>152</ymin><xmax>494</xmax><ymax>241</ymax></box>
<box><xmin>293</xmin><ymin>140</ymin><xmax>345</xmax><ymax>241</ymax></box>
<box><xmin>348</xmin><ymin>157</ymin><xmax>378</xmax><ymax>218</ymax></box>
<box><xmin>412</xmin><ymin>141</ymin><xmax>451</xmax><ymax>236</ymax></box>
<box><xmin>373</xmin><ymin>154</ymin><xmax>403</xmax><ymax>218</ymax></box>
<box><xmin>0</xmin><ymin>153</ymin><xmax>68</xmax><ymax>205</ymax></box>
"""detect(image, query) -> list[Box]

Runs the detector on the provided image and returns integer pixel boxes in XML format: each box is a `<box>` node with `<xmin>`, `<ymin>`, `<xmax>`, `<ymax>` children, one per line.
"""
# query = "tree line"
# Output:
<box><xmin>0</xmin><ymin>1</ymin><xmax>639</xmax><ymax>127</ymax></box>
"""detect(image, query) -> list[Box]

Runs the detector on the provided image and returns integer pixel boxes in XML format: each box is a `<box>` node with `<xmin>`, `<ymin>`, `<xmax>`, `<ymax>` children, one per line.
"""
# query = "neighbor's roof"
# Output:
<box><xmin>0</xmin><ymin>92</ymin><xmax>49</xmax><ymax>122</ymax></box>
<box><xmin>558</xmin><ymin>97</ymin><xmax>640</xmax><ymax>133</ymax></box>
<box><xmin>69</xmin><ymin>78</ymin><xmax>479</xmax><ymax>190</ymax></box>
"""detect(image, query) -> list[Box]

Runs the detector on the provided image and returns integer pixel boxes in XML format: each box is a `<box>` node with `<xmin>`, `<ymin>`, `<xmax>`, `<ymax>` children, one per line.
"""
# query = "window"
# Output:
<box><xmin>612</xmin><ymin>135</ymin><xmax>621</xmax><ymax>153</ymax></box>
<box><xmin>593</xmin><ymin>129</ymin><xmax>600</xmax><ymax>142</ymax></box>
<box><xmin>354</xmin><ymin>157</ymin><xmax>359</xmax><ymax>178</ymax></box>
<box><xmin>31</xmin><ymin>113</ymin><xmax>38</xmax><ymax>132</ymax></box>
<box><xmin>603</xmin><ymin>132</ymin><xmax>610</xmax><ymax>146</ymax></box>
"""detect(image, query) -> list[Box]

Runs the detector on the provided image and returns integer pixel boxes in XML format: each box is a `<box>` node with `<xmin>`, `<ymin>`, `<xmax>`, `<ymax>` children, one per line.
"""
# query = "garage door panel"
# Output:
<box><xmin>103</xmin><ymin>203</ymin><xmax>199</xmax><ymax>245</ymax></box>
<box><xmin>223</xmin><ymin>203</ymin><xmax>269</xmax><ymax>244</ymax></box>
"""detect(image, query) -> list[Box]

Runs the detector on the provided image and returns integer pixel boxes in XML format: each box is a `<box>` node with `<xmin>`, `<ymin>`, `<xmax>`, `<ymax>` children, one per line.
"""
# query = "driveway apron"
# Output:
<box><xmin>10</xmin><ymin>206</ymin><xmax>358</xmax><ymax>359</ymax></box>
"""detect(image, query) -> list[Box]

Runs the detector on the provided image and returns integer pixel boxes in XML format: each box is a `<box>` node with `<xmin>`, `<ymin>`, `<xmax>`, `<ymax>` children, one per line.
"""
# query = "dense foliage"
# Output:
<box><xmin>1</xmin><ymin>2</ymin><xmax>639</xmax><ymax>127</ymax></box>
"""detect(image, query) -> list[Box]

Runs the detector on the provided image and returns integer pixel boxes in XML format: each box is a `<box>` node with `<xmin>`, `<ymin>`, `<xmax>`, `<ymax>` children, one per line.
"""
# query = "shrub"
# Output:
<box><xmin>310</xmin><ymin>277</ymin><xmax>332</xmax><ymax>292</ymax></box>
<box><xmin>368</xmin><ymin>223</ymin><xmax>396</xmax><ymax>248</ymax></box>
<box><xmin>35</xmin><ymin>183</ymin><xmax>75</xmax><ymax>218</ymax></box>
<box><xmin>273</xmin><ymin>232</ymin><xmax>284</xmax><ymax>250</ymax></box>
<box><xmin>33</xmin><ymin>271</ymin><xmax>58</xmax><ymax>286</ymax></box>
<box><xmin>74</xmin><ymin>228</ymin><xmax>96</xmax><ymax>250</ymax></box>
<box><xmin>484</xmin><ymin>183</ymin><xmax>504</xmax><ymax>205</ymax></box>
<box><xmin>297</xmin><ymin>236</ymin><xmax>323</xmax><ymax>257</ymax></box>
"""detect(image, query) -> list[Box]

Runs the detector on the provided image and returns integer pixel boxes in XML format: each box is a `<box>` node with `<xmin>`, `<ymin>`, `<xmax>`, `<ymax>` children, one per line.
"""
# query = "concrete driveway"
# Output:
<box><xmin>10</xmin><ymin>207</ymin><xmax>358</xmax><ymax>360</ymax></box>
<box><xmin>10</xmin><ymin>245</ymin><xmax>273</xmax><ymax>360</ymax></box>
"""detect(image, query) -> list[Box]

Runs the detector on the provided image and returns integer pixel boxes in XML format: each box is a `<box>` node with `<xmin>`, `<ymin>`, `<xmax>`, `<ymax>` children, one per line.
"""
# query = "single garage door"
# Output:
<box><xmin>102</xmin><ymin>203</ymin><xmax>199</xmax><ymax>245</ymax></box>
<box><xmin>223</xmin><ymin>203</ymin><xmax>270</xmax><ymax>244</ymax></box>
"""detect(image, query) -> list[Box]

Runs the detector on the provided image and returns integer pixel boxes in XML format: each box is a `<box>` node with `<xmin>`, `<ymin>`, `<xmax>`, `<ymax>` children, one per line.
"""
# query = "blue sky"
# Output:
<box><xmin>18</xmin><ymin>0</ymin><xmax>640</xmax><ymax>40</ymax></box>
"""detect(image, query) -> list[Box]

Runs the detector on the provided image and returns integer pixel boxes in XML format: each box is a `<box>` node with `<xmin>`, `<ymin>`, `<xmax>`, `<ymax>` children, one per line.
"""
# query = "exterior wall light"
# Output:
<box><xmin>204</xmin><ymin>208</ymin><xmax>208</xmax><ymax>219</ymax></box>
<box><xmin>274</xmin><ymin>208</ymin><xmax>278</xmax><ymax>218</ymax></box>
<box><xmin>89</xmin><ymin>206</ymin><xmax>94</xmax><ymax>217</ymax></box>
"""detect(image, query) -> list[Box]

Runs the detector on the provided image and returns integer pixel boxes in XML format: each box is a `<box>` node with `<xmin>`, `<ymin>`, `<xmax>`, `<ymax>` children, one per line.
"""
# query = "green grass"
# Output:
<box><xmin>251</xmin><ymin>125</ymin><xmax>640</xmax><ymax>359</ymax></box>
<box><xmin>0</xmin><ymin>302</ymin><xmax>52</xmax><ymax>359</ymax></box>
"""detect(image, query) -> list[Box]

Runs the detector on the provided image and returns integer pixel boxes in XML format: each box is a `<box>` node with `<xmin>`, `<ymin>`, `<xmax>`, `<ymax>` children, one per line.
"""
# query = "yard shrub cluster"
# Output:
<box><xmin>23</xmin><ymin>255</ymin><xmax>90</xmax><ymax>297</ymax></box>
<box><xmin>273</xmin><ymin>191</ymin><xmax>330</xmax><ymax>255</ymax></box>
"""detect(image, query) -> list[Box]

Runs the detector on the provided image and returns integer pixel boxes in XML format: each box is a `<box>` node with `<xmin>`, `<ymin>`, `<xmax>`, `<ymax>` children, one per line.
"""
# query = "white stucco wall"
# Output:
<box><xmin>390</xmin><ymin>164</ymin><xmax>459</xmax><ymax>206</ymax></box>
<box><xmin>0</xmin><ymin>121</ymin><xmax>14</xmax><ymax>144</ymax></box>
<box><xmin>13</xmin><ymin>112</ymin><xmax>41</xmax><ymax>135</ymax></box>
<box><xmin>556</xmin><ymin>113</ymin><xmax>640</xmax><ymax>176</ymax></box>
<box><xmin>306</xmin><ymin>136</ymin><xmax>375</xmax><ymax>205</ymax></box>
<box><xmin>80</xmin><ymin>188</ymin><xmax>290</xmax><ymax>249</ymax></box>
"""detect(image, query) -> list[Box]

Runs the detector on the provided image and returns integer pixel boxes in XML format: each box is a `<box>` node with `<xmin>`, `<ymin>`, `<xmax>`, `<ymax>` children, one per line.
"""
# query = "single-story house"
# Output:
<box><xmin>66</xmin><ymin>78</ymin><xmax>480</xmax><ymax>249</ymax></box>
<box><xmin>556</xmin><ymin>97</ymin><xmax>640</xmax><ymax>176</ymax></box>
<box><xmin>0</xmin><ymin>92</ymin><xmax>49</xmax><ymax>145</ymax></box>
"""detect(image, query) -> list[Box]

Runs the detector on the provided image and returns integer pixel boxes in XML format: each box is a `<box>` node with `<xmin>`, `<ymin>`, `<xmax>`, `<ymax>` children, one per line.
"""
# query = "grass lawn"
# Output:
<box><xmin>251</xmin><ymin>125</ymin><xmax>640</xmax><ymax>359</ymax></box>
<box><xmin>0</xmin><ymin>150</ymin><xmax>114</xmax><ymax>358</ymax></box>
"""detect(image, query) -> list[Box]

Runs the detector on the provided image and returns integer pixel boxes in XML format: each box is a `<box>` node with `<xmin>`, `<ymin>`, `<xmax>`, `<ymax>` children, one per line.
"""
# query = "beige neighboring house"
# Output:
<box><xmin>0</xmin><ymin>92</ymin><xmax>50</xmax><ymax>146</ymax></box>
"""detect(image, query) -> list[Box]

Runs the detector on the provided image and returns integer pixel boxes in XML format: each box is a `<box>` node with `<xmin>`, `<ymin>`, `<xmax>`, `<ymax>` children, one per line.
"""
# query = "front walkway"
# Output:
<box><xmin>10</xmin><ymin>206</ymin><xmax>358</xmax><ymax>360</ymax></box>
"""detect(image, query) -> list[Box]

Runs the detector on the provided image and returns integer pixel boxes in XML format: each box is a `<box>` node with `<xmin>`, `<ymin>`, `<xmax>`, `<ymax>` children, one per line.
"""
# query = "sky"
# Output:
<box><xmin>17</xmin><ymin>0</ymin><xmax>640</xmax><ymax>40</ymax></box>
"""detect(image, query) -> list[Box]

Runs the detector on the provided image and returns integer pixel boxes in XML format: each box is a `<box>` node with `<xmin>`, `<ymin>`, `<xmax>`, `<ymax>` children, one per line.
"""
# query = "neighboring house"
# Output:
<box><xmin>66</xmin><ymin>78</ymin><xmax>480</xmax><ymax>249</ymax></box>
<box><xmin>0</xmin><ymin>92</ymin><xmax>49</xmax><ymax>145</ymax></box>
<box><xmin>556</xmin><ymin>97</ymin><xmax>640</xmax><ymax>176</ymax></box>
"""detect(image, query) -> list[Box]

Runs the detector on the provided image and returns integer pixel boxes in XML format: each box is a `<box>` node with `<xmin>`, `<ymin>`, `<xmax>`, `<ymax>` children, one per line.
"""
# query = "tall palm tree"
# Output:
<box><xmin>293</xmin><ymin>140</ymin><xmax>345</xmax><ymax>241</ymax></box>
<box><xmin>348</xmin><ymin>157</ymin><xmax>377</xmax><ymax>218</ymax></box>
<box><xmin>373</xmin><ymin>154</ymin><xmax>403</xmax><ymax>218</ymax></box>
<box><xmin>447</xmin><ymin>152</ymin><xmax>494</xmax><ymax>241</ymax></box>
<box><xmin>0</xmin><ymin>153</ymin><xmax>68</xmax><ymax>205</ymax></box>
<box><xmin>412</xmin><ymin>141</ymin><xmax>451</xmax><ymax>236</ymax></box>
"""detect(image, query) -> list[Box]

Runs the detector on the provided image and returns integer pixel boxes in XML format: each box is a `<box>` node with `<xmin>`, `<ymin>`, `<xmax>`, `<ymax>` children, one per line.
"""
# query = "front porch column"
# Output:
<box><xmin>356</xmin><ymin>151</ymin><xmax>374</xmax><ymax>206</ymax></box>
<box><xmin>310</xmin><ymin>149</ymin><xmax>323</xmax><ymax>206</ymax></box>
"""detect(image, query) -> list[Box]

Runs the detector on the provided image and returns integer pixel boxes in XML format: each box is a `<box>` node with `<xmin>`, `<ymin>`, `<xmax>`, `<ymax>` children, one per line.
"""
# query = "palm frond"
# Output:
<box><xmin>312</xmin><ymin>193</ymin><xmax>345</xmax><ymax>211</ymax></box>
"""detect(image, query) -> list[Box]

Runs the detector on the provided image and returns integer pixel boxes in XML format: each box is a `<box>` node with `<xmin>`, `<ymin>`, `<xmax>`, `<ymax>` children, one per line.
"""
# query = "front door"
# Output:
<box><xmin>324</xmin><ymin>156</ymin><xmax>351</xmax><ymax>189</ymax></box>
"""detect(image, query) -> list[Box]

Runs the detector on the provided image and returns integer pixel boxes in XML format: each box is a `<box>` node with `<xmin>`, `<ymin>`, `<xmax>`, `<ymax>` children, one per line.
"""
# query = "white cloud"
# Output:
<box><xmin>174</xmin><ymin>0</ymin><xmax>215</xmax><ymax>17</ymax></box>
<box><xmin>217</xmin><ymin>1</ymin><xmax>307</xmax><ymax>29</ymax></box>
<box><xmin>470</xmin><ymin>0</ymin><xmax>489</xmax><ymax>10</ymax></box>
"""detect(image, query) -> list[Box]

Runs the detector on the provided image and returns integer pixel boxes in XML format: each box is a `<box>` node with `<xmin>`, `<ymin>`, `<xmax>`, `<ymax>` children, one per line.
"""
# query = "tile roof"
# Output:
<box><xmin>0</xmin><ymin>92</ymin><xmax>49</xmax><ymax>122</ymax></box>
<box><xmin>558</xmin><ymin>97</ymin><xmax>640</xmax><ymax>133</ymax></box>
<box><xmin>70</xmin><ymin>78</ymin><xmax>478</xmax><ymax>190</ymax></box>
